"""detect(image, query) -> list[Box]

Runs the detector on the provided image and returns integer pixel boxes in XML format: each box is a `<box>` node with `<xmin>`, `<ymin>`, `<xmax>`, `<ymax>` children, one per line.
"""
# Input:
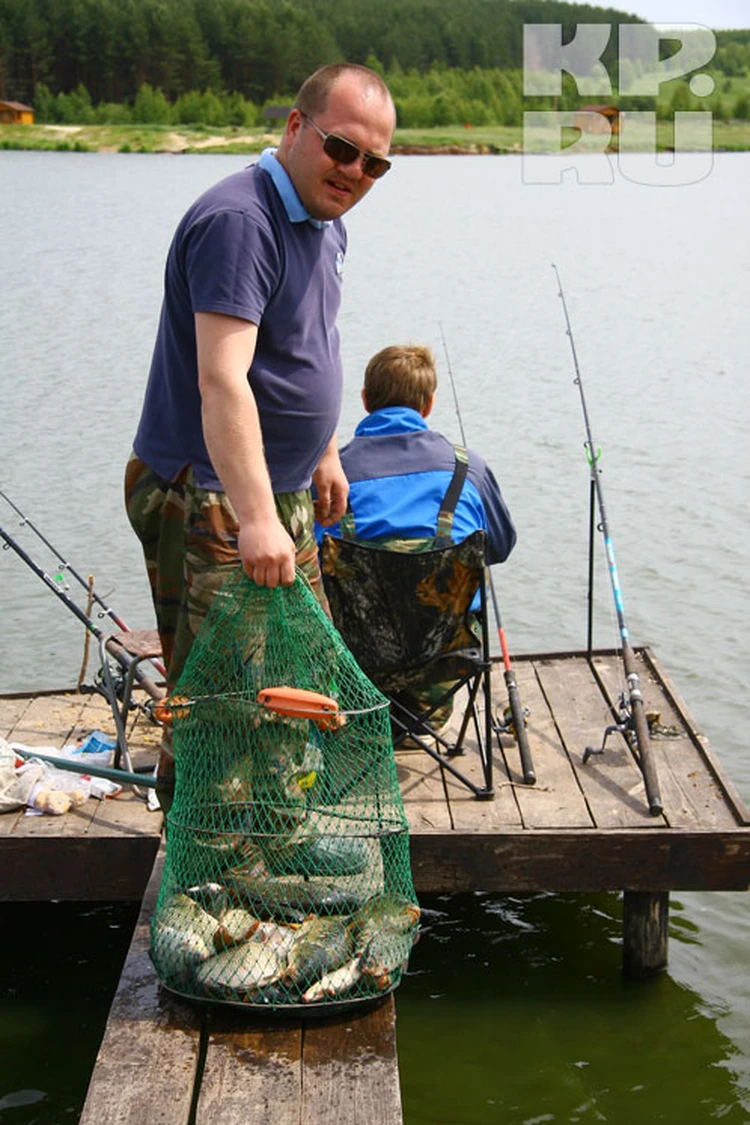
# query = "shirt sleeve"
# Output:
<box><xmin>184</xmin><ymin>209</ymin><xmax>281</xmax><ymax>323</ymax></box>
<box><xmin>475</xmin><ymin>459</ymin><xmax>517</xmax><ymax>565</ymax></box>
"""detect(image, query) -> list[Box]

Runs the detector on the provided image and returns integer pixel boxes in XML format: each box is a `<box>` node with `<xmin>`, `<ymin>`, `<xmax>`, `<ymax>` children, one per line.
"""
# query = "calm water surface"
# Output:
<box><xmin>0</xmin><ymin>150</ymin><xmax>748</xmax><ymax>1123</ymax></box>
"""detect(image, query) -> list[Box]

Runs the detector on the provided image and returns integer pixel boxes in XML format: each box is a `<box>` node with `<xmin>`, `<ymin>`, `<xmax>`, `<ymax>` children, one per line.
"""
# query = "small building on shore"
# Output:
<box><xmin>0</xmin><ymin>100</ymin><xmax>35</xmax><ymax>125</ymax></box>
<box><xmin>572</xmin><ymin>105</ymin><xmax>622</xmax><ymax>136</ymax></box>
<box><xmin>262</xmin><ymin>104</ymin><xmax>293</xmax><ymax>125</ymax></box>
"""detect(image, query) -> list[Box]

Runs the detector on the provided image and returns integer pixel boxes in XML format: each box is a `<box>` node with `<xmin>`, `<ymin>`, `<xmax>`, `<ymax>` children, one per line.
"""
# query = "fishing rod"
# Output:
<box><xmin>438</xmin><ymin>325</ymin><xmax>535</xmax><ymax>785</ymax></box>
<box><xmin>0</xmin><ymin>522</ymin><xmax>164</xmax><ymax>706</ymax></box>
<box><xmin>551</xmin><ymin>264</ymin><xmax>662</xmax><ymax>817</ymax></box>
<box><xmin>0</xmin><ymin>489</ymin><xmax>167</xmax><ymax>677</ymax></box>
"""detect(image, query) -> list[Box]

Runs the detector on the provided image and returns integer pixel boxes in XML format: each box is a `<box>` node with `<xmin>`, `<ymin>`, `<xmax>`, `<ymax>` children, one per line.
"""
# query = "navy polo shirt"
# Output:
<box><xmin>134</xmin><ymin>151</ymin><xmax>347</xmax><ymax>492</ymax></box>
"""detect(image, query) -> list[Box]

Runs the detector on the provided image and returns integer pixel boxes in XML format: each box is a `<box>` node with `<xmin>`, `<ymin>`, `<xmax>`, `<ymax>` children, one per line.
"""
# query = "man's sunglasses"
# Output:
<box><xmin>301</xmin><ymin>113</ymin><xmax>391</xmax><ymax>180</ymax></box>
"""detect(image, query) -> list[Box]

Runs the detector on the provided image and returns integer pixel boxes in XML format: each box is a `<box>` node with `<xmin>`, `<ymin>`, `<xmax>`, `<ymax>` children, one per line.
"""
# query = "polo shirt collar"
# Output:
<box><xmin>258</xmin><ymin>147</ymin><xmax>329</xmax><ymax>229</ymax></box>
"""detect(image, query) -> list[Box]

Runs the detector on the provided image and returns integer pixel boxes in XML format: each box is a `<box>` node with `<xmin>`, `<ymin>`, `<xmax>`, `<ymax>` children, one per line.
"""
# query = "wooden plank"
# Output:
<box><xmin>79</xmin><ymin>846</ymin><xmax>202</xmax><ymax>1125</ymax></box>
<box><xmin>436</xmin><ymin>681</ymin><xmax>522</xmax><ymax>830</ymax></box>
<box><xmin>0</xmin><ymin>834</ymin><xmax>159</xmax><ymax>900</ymax></box>
<box><xmin>302</xmin><ymin>997</ymin><xmax>402</xmax><ymax>1125</ymax></box>
<box><xmin>196</xmin><ymin>996</ymin><xmax>402</xmax><ymax>1125</ymax></box>
<box><xmin>196</xmin><ymin>1011</ymin><xmax>302</xmax><ymax>1125</ymax></box>
<box><xmin>409</xmin><ymin>827</ymin><xmax>750</xmax><ymax>893</ymax></box>
<box><xmin>593</xmin><ymin>651</ymin><xmax>740</xmax><ymax>830</ymax></box>
<box><xmin>0</xmin><ymin>693</ymin><xmax>32</xmax><ymax>736</ymax></box>
<box><xmin>396</xmin><ymin>745</ymin><xmax>453</xmax><ymax>833</ymax></box>
<box><xmin>10</xmin><ymin>692</ymin><xmax>87</xmax><ymax>741</ymax></box>
<box><xmin>534</xmin><ymin>655</ymin><xmax>660</xmax><ymax>828</ymax></box>
<box><xmin>507</xmin><ymin>660</ymin><xmax>594</xmax><ymax>829</ymax></box>
<box><xmin>641</xmin><ymin>648</ymin><xmax>750</xmax><ymax>824</ymax></box>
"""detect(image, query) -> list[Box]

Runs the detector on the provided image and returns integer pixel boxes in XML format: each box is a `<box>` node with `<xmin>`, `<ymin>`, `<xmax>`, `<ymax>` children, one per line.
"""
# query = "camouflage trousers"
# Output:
<box><xmin>124</xmin><ymin>453</ymin><xmax>328</xmax><ymax>695</ymax></box>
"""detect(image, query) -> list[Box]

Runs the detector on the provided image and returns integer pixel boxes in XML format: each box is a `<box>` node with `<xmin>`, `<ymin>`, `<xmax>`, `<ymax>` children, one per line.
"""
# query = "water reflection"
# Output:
<box><xmin>398</xmin><ymin>892</ymin><xmax>750</xmax><ymax>1124</ymax></box>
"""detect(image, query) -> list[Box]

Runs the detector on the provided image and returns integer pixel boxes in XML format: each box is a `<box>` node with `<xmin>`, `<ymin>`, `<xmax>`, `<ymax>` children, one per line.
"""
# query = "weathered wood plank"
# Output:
<box><xmin>9</xmin><ymin>692</ymin><xmax>87</xmax><ymax>741</ymax></box>
<box><xmin>641</xmin><ymin>648</ymin><xmax>750</xmax><ymax>824</ymax></box>
<box><xmin>196</xmin><ymin>1010</ymin><xmax>302</xmax><ymax>1125</ymax></box>
<box><xmin>534</xmin><ymin>656</ymin><xmax>659</xmax><ymax>828</ymax></box>
<box><xmin>79</xmin><ymin>847</ymin><xmax>202</xmax><ymax>1125</ymax></box>
<box><xmin>302</xmin><ymin>997</ymin><xmax>402</xmax><ymax>1125</ymax></box>
<box><xmin>0</xmin><ymin>834</ymin><xmax>160</xmax><ymax>900</ymax></box>
<box><xmin>593</xmin><ymin>652</ymin><xmax>740</xmax><ymax>830</ymax></box>
<box><xmin>396</xmin><ymin>745</ymin><xmax>453</xmax><ymax>833</ymax></box>
<box><xmin>439</xmin><ymin>682</ymin><xmax>522</xmax><ymax>833</ymax></box>
<box><xmin>0</xmin><ymin>693</ymin><xmax>32</xmax><ymax>736</ymax></box>
<box><xmin>507</xmin><ymin>661</ymin><xmax>594</xmax><ymax>829</ymax></box>
<box><xmin>409</xmin><ymin>828</ymin><xmax>750</xmax><ymax>893</ymax></box>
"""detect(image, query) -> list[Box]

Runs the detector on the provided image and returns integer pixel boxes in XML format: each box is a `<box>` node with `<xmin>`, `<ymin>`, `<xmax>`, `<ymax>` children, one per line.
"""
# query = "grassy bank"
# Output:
<box><xmin>2</xmin><ymin>120</ymin><xmax>750</xmax><ymax>154</ymax></box>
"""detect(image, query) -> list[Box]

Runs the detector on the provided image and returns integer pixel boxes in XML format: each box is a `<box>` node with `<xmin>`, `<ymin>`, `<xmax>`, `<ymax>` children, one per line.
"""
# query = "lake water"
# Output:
<box><xmin>1</xmin><ymin>149</ymin><xmax>749</xmax><ymax>1123</ymax></box>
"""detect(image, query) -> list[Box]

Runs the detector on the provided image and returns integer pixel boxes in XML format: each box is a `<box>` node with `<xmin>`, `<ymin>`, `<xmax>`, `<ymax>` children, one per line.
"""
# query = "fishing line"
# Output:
<box><xmin>552</xmin><ymin>264</ymin><xmax>662</xmax><ymax>816</ymax></box>
<box><xmin>438</xmin><ymin>323</ymin><xmax>535</xmax><ymax>785</ymax></box>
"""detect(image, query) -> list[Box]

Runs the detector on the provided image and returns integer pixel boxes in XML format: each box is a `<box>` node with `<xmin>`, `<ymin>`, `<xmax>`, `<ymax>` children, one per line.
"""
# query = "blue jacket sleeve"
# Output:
<box><xmin>475</xmin><ymin>459</ymin><xmax>516</xmax><ymax>565</ymax></box>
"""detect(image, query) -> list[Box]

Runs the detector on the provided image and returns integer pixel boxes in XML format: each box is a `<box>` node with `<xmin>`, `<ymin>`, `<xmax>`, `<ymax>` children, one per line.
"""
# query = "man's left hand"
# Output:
<box><xmin>313</xmin><ymin>441</ymin><xmax>349</xmax><ymax>526</ymax></box>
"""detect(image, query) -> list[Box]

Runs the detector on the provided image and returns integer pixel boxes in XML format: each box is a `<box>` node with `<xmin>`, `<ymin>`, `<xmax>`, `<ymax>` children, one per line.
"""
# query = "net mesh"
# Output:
<box><xmin>150</xmin><ymin>569</ymin><xmax>419</xmax><ymax>1012</ymax></box>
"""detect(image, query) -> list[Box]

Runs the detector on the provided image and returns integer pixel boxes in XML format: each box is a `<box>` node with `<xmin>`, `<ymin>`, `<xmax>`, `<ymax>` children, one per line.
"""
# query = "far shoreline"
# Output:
<box><xmin>2</xmin><ymin>121</ymin><xmax>749</xmax><ymax>155</ymax></box>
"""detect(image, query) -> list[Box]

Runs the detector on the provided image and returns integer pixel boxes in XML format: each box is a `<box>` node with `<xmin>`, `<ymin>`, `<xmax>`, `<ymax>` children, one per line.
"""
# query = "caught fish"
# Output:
<box><xmin>186</xmin><ymin>882</ymin><xmax>232</xmax><ymax>918</ymax></box>
<box><xmin>302</xmin><ymin>958</ymin><xmax>362</xmax><ymax>1003</ymax></box>
<box><xmin>349</xmin><ymin>894</ymin><xmax>421</xmax><ymax>941</ymax></box>
<box><xmin>226</xmin><ymin>870</ymin><xmax>364</xmax><ymax>923</ymax></box>
<box><xmin>196</xmin><ymin>939</ymin><xmax>284</xmax><ymax>1000</ymax></box>
<box><xmin>358</xmin><ymin>928</ymin><xmax>418</xmax><ymax>990</ymax></box>
<box><xmin>151</xmin><ymin>892</ymin><xmax>221</xmax><ymax>979</ymax></box>
<box><xmin>266</xmin><ymin>834</ymin><xmax>371</xmax><ymax>878</ymax></box>
<box><xmin>213</xmin><ymin>908</ymin><xmax>260</xmax><ymax>952</ymax></box>
<box><xmin>283</xmin><ymin>915</ymin><xmax>353</xmax><ymax>989</ymax></box>
<box><xmin>255</xmin><ymin>920</ymin><xmax>300</xmax><ymax>958</ymax></box>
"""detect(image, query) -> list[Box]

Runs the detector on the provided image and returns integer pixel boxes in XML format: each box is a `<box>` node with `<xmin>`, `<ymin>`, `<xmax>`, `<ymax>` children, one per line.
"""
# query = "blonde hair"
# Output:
<box><xmin>363</xmin><ymin>345</ymin><xmax>437</xmax><ymax>414</ymax></box>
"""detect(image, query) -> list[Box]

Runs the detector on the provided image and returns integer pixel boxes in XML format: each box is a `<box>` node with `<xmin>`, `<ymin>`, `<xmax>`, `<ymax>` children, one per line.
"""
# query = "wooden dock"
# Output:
<box><xmin>78</xmin><ymin>845</ymin><xmax>403</xmax><ymax>1125</ymax></box>
<box><xmin>3</xmin><ymin>646</ymin><xmax>750</xmax><ymax>1122</ymax></box>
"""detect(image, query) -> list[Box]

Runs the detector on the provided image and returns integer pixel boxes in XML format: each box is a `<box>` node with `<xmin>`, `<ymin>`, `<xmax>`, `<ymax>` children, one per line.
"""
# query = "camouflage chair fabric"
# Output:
<box><xmin>320</xmin><ymin>528</ymin><xmax>486</xmax><ymax>700</ymax></box>
<box><xmin>320</xmin><ymin>445</ymin><xmax>485</xmax><ymax>703</ymax></box>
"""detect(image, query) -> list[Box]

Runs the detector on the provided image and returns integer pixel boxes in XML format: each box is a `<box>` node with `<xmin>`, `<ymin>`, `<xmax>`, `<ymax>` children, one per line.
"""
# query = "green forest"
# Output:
<box><xmin>1</xmin><ymin>0</ymin><xmax>749</xmax><ymax>129</ymax></box>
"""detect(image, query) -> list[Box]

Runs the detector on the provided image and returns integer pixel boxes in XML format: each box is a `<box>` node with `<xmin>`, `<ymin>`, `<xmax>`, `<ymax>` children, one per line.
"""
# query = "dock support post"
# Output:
<box><xmin>622</xmin><ymin>891</ymin><xmax>669</xmax><ymax>977</ymax></box>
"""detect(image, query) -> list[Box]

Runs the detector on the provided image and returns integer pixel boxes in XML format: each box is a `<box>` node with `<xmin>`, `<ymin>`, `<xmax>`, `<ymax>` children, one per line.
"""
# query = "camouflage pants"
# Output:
<box><xmin>124</xmin><ymin>453</ymin><xmax>328</xmax><ymax>694</ymax></box>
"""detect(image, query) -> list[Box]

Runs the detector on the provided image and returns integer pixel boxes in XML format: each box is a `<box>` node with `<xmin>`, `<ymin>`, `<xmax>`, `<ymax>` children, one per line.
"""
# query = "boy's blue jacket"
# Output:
<box><xmin>316</xmin><ymin>406</ymin><xmax>516</xmax><ymax>563</ymax></box>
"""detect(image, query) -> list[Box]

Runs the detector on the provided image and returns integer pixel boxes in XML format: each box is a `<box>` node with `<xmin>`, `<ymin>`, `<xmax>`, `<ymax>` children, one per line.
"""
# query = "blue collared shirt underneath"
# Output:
<box><xmin>258</xmin><ymin>147</ymin><xmax>329</xmax><ymax>229</ymax></box>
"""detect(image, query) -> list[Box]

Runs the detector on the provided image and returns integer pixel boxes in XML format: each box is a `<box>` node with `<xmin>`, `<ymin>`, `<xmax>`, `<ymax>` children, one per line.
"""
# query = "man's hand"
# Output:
<box><xmin>238</xmin><ymin>517</ymin><xmax>296</xmax><ymax>587</ymax></box>
<box><xmin>313</xmin><ymin>438</ymin><xmax>349</xmax><ymax>526</ymax></box>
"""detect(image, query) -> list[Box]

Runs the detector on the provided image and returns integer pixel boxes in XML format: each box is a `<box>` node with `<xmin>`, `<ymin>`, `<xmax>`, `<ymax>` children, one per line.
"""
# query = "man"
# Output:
<box><xmin>126</xmin><ymin>63</ymin><xmax>396</xmax><ymax>695</ymax></box>
<box><xmin>318</xmin><ymin>344</ymin><xmax>516</xmax><ymax>564</ymax></box>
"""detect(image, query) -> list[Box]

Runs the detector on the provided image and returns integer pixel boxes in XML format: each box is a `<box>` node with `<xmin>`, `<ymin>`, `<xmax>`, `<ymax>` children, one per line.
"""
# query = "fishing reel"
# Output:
<box><xmin>582</xmin><ymin>691</ymin><xmax>633</xmax><ymax>763</ymax></box>
<box><xmin>495</xmin><ymin>704</ymin><xmax>530</xmax><ymax>741</ymax></box>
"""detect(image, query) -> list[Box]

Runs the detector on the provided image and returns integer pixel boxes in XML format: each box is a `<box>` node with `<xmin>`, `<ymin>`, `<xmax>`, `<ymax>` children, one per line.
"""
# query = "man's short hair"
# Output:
<box><xmin>296</xmin><ymin>63</ymin><xmax>394</xmax><ymax>119</ymax></box>
<box><xmin>364</xmin><ymin>345</ymin><xmax>437</xmax><ymax>414</ymax></box>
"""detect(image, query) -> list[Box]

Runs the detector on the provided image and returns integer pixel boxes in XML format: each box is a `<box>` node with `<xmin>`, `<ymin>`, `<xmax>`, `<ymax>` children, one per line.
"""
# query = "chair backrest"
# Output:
<box><xmin>320</xmin><ymin>529</ymin><xmax>487</xmax><ymax>693</ymax></box>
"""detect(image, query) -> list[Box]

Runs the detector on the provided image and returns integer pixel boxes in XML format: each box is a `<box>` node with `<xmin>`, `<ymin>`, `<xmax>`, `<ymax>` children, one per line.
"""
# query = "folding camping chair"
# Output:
<box><xmin>320</xmin><ymin>528</ymin><xmax>496</xmax><ymax>799</ymax></box>
<box><xmin>91</xmin><ymin>629</ymin><xmax>165</xmax><ymax>775</ymax></box>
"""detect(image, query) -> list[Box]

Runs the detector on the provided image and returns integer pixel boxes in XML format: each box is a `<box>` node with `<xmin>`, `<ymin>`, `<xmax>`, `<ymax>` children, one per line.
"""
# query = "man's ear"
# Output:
<box><xmin>421</xmin><ymin>393</ymin><xmax>435</xmax><ymax>418</ymax></box>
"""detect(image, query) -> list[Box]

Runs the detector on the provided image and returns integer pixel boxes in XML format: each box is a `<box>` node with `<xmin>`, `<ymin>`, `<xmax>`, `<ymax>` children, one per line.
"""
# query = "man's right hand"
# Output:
<box><xmin>238</xmin><ymin>517</ymin><xmax>296</xmax><ymax>587</ymax></box>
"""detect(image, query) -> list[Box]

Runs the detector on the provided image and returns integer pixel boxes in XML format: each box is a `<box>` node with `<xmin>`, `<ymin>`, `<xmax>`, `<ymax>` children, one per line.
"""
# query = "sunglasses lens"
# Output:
<box><xmin>362</xmin><ymin>155</ymin><xmax>391</xmax><ymax>179</ymax></box>
<box><xmin>323</xmin><ymin>134</ymin><xmax>360</xmax><ymax>166</ymax></box>
<box><xmin>320</xmin><ymin>130</ymin><xmax>391</xmax><ymax>179</ymax></box>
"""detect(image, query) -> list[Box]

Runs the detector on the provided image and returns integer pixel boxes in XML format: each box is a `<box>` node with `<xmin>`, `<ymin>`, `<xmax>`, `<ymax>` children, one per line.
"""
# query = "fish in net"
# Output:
<box><xmin>150</xmin><ymin>569</ymin><xmax>419</xmax><ymax>1012</ymax></box>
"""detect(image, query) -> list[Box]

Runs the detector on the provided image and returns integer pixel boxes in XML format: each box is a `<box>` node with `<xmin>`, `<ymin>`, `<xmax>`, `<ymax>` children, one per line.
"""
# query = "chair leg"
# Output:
<box><xmin>95</xmin><ymin>637</ymin><xmax>155</xmax><ymax>798</ymax></box>
<box><xmin>389</xmin><ymin>678</ymin><xmax>494</xmax><ymax>800</ymax></box>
